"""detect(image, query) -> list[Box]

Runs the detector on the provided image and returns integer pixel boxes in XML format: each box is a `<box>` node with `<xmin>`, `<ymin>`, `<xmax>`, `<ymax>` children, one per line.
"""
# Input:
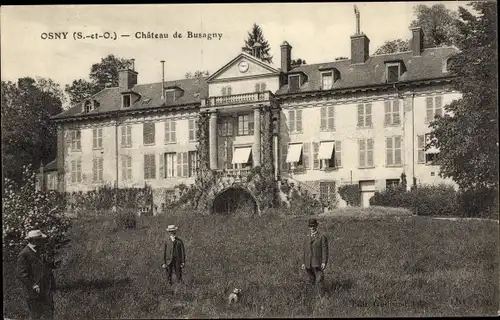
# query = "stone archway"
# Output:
<box><xmin>212</xmin><ymin>186</ymin><xmax>258</xmax><ymax>215</ymax></box>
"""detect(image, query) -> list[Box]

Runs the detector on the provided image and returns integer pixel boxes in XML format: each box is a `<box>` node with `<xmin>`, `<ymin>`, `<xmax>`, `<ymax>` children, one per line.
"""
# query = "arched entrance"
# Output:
<box><xmin>212</xmin><ymin>187</ymin><xmax>258</xmax><ymax>215</ymax></box>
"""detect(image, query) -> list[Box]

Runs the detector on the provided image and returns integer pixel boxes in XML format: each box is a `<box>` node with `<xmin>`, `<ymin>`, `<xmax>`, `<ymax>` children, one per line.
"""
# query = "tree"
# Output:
<box><xmin>374</xmin><ymin>39</ymin><xmax>411</xmax><ymax>55</ymax></box>
<box><xmin>374</xmin><ymin>4</ymin><xmax>460</xmax><ymax>54</ymax></box>
<box><xmin>1</xmin><ymin>78</ymin><xmax>63</xmax><ymax>185</ymax></box>
<box><xmin>65</xmin><ymin>54</ymin><xmax>132</xmax><ymax>106</ymax></box>
<box><xmin>429</xmin><ymin>1</ymin><xmax>498</xmax><ymax>191</ymax></box>
<box><xmin>242</xmin><ymin>23</ymin><xmax>273</xmax><ymax>63</ymax></box>
<box><xmin>409</xmin><ymin>4</ymin><xmax>461</xmax><ymax>48</ymax></box>
<box><xmin>185</xmin><ymin>70</ymin><xmax>210</xmax><ymax>79</ymax></box>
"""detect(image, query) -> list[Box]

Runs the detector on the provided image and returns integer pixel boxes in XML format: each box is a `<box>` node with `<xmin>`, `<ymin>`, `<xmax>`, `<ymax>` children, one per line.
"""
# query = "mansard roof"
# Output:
<box><xmin>276</xmin><ymin>46</ymin><xmax>459</xmax><ymax>95</ymax></box>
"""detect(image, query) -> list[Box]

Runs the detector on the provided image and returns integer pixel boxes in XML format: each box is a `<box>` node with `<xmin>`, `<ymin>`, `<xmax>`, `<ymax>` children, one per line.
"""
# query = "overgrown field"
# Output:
<box><xmin>3</xmin><ymin>209</ymin><xmax>499</xmax><ymax>318</ymax></box>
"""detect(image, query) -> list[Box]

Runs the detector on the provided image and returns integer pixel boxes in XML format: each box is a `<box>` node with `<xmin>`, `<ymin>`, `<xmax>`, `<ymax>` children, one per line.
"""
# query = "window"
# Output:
<box><xmin>386</xmin><ymin>136</ymin><xmax>402</xmax><ymax>166</ymax></box>
<box><xmin>357</xmin><ymin>104</ymin><xmax>372</xmax><ymax>128</ymax></box>
<box><xmin>319</xmin><ymin>141</ymin><xmax>342</xmax><ymax>169</ymax></box>
<box><xmin>255</xmin><ymin>82</ymin><xmax>267</xmax><ymax>92</ymax></box>
<box><xmin>177</xmin><ymin>152</ymin><xmax>189</xmax><ymax>178</ymax></box>
<box><xmin>144</xmin><ymin>154</ymin><xmax>156</xmax><ymax>179</ymax></box>
<box><xmin>285</xmin><ymin>142</ymin><xmax>308</xmax><ymax>171</ymax></box>
<box><xmin>189</xmin><ymin>151</ymin><xmax>198</xmax><ymax>177</ymax></box>
<box><xmin>231</xmin><ymin>147</ymin><xmax>253</xmax><ymax>169</ymax></box>
<box><xmin>321</xmin><ymin>72</ymin><xmax>333</xmax><ymax>90</ymax></box>
<box><xmin>165</xmin><ymin>89</ymin><xmax>176</xmax><ymax>104</ymax></box>
<box><xmin>417</xmin><ymin>134</ymin><xmax>439</xmax><ymax>164</ymax></box>
<box><xmin>84</xmin><ymin>100</ymin><xmax>93</xmax><ymax>113</ymax></box>
<box><xmin>164</xmin><ymin>152</ymin><xmax>176</xmax><ymax>178</ymax></box>
<box><xmin>426</xmin><ymin>96</ymin><xmax>443</xmax><ymax>122</ymax></box>
<box><xmin>313</xmin><ymin>142</ymin><xmax>320</xmax><ymax>169</ymax></box>
<box><xmin>121</xmin><ymin>155</ymin><xmax>132</xmax><ymax>181</ymax></box>
<box><xmin>92</xmin><ymin>158</ymin><xmax>103</xmax><ymax>182</ymax></box>
<box><xmin>188</xmin><ymin>119</ymin><xmax>197</xmax><ymax>142</ymax></box>
<box><xmin>320</xmin><ymin>106</ymin><xmax>335</xmax><ymax>131</ymax></box>
<box><xmin>386</xmin><ymin>179</ymin><xmax>400</xmax><ymax>189</ymax></box>
<box><xmin>384</xmin><ymin>100</ymin><xmax>401</xmax><ymax>126</ymax></box>
<box><xmin>288</xmin><ymin>109</ymin><xmax>303</xmax><ymax>133</ymax></box>
<box><xmin>221</xmin><ymin>86</ymin><xmax>232</xmax><ymax>96</ymax></box>
<box><xmin>289</xmin><ymin>75</ymin><xmax>300</xmax><ymax>92</ymax></box>
<box><xmin>237</xmin><ymin>114</ymin><xmax>254</xmax><ymax>136</ymax></box>
<box><xmin>69</xmin><ymin>130</ymin><xmax>81</xmax><ymax>152</ymax></box>
<box><xmin>220</xmin><ymin>117</ymin><xmax>234</xmax><ymax>137</ymax></box>
<box><xmin>164</xmin><ymin>119</ymin><xmax>176</xmax><ymax>144</ymax></box>
<box><xmin>122</xmin><ymin>94</ymin><xmax>131</xmax><ymax>108</ymax></box>
<box><xmin>387</xmin><ymin>64</ymin><xmax>400</xmax><ymax>83</ymax></box>
<box><xmin>121</xmin><ymin>125</ymin><xmax>132</xmax><ymax>148</ymax></box>
<box><xmin>92</xmin><ymin>128</ymin><xmax>103</xmax><ymax>149</ymax></box>
<box><xmin>320</xmin><ymin>181</ymin><xmax>336</xmax><ymax>205</ymax></box>
<box><xmin>70</xmin><ymin>160</ymin><xmax>81</xmax><ymax>183</ymax></box>
<box><xmin>143</xmin><ymin>122</ymin><xmax>156</xmax><ymax>145</ymax></box>
<box><xmin>359</xmin><ymin>139</ymin><xmax>374</xmax><ymax>168</ymax></box>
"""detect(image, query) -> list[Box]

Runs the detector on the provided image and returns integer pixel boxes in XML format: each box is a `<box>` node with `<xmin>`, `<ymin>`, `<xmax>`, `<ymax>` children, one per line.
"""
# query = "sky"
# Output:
<box><xmin>1</xmin><ymin>2</ymin><xmax>469</xmax><ymax>95</ymax></box>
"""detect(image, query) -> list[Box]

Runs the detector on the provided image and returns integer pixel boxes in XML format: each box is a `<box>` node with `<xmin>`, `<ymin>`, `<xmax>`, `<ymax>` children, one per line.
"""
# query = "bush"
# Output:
<box><xmin>2</xmin><ymin>165</ymin><xmax>72</xmax><ymax>259</ymax></box>
<box><xmin>288</xmin><ymin>188</ymin><xmax>323</xmax><ymax>216</ymax></box>
<box><xmin>338</xmin><ymin>184</ymin><xmax>361</xmax><ymax>207</ymax></box>
<box><xmin>456</xmin><ymin>187</ymin><xmax>499</xmax><ymax>218</ymax></box>
<box><xmin>114</xmin><ymin>209</ymin><xmax>137</xmax><ymax>229</ymax></box>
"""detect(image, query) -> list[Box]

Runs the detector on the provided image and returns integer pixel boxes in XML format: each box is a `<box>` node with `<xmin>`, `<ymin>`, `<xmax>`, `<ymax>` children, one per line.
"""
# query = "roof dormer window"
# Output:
<box><xmin>321</xmin><ymin>72</ymin><xmax>333</xmax><ymax>90</ymax></box>
<box><xmin>84</xmin><ymin>100</ymin><xmax>93</xmax><ymax>113</ymax></box>
<box><xmin>122</xmin><ymin>94</ymin><xmax>131</xmax><ymax>108</ymax></box>
<box><xmin>289</xmin><ymin>74</ymin><xmax>300</xmax><ymax>93</ymax></box>
<box><xmin>386</xmin><ymin>63</ymin><xmax>401</xmax><ymax>83</ymax></box>
<box><xmin>165</xmin><ymin>89</ymin><xmax>176</xmax><ymax>105</ymax></box>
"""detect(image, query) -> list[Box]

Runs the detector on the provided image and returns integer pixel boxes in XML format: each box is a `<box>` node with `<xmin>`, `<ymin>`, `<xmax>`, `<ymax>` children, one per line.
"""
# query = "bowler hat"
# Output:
<box><xmin>308</xmin><ymin>219</ymin><xmax>318</xmax><ymax>227</ymax></box>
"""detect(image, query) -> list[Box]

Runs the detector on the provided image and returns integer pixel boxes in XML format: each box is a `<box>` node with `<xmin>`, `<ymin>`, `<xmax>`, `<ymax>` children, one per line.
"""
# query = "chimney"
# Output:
<box><xmin>411</xmin><ymin>27</ymin><xmax>424</xmax><ymax>56</ymax></box>
<box><xmin>253</xmin><ymin>42</ymin><xmax>262</xmax><ymax>59</ymax></box>
<box><xmin>160</xmin><ymin>60</ymin><xmax>165</xmax><ymax>99</ymax></box>
<box><xmin>350</xmin><ymin>5</ymin><xmax>370</xmax><ymax>64</ymax></box>
<box><xmin>118</xmin><ymin>59</ymin><xmax>138</xmax><ymax>92</ymax></box>
<box><xmin>280</xmin><ymin>41</ymin><xmax>292</xmax><ymax>73</ymax></box>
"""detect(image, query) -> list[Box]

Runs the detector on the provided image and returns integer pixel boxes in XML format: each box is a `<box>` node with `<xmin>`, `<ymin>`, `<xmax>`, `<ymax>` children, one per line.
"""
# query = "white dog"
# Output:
<box><xmin>228</xmin><ymin>288</ymin><xmax>242</xmax><ymax>305</ymax></box>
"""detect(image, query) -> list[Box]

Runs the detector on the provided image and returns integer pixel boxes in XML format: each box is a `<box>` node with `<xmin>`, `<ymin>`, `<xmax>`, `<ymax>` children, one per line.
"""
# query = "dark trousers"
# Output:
<box><xmin>306</xmin><ymin>267</ymin><xmax>325</xmax><ymax>292</ymax></box>
<box><xmin>166</xmin><ymin>262</ymin><xmax>183</xmax><ymax>285</ymax></box>
<box><xmin>27</xmin><ymin>292</ymin><xmax>54</xmax><ymax>320</ymax></box>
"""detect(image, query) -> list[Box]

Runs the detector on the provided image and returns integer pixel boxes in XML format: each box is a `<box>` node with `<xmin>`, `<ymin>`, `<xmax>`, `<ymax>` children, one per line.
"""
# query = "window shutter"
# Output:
<box><xmin>98</xmin><ymin>129</ymin><xmax>103</xmax><ymax>148</ymax></box>
<box><xmin>171</xmin><ymin>121</ymin><xmax>176</xmax><ymax>142</ymax></box>
<box><xmin>313</xmin><ymin>142</ymin><xmax>320</xmax><ymax>169</ymax></box>
<box><xmin>393</xmin><ymin>100</ymin><xmax>400</xmax><ymax>124</ymax></box>
<box><xmin>93</xmin><ymin>159</ymin><xmax>98</xmax><ymax>181</ymax></box>
<box><xmin>384</xmin><ymin>101</ymin><xmax>391</xmax><ymax>125</ymax></box>
<box><xmin>92</xmin><ymin>129</ymin><xmax>97</xmax><ymax>148</ymax></box>
<box><xmin>303</xmin><ymin>143</ymin><xmax>310</xmax><ymax>169</ymax></box>
<box><xmin>288</xmin><ymin>111</ymin><xmax>295</xmax><ymax>133</ymax></box>
<box><xmin>221</xmin><ymin>87</ymin><xmax>226</xmax><ymax>96</ymax></box>
<box><xmin>335</xmin><ymin>141</ymin><xmax>342</xmax><ymax>167</ymax></box>
<box><xmin>296</xmin><ymin>109</ymin><xmax>303</xmax><ymax>132</ymax></box>
<box><xmin>121</xmin><ymin>126</ymin><xmax>126</xmax><ymax>146</ymax></box>
<box><xmin>281</xmin><ymin>144</ymin><xmax>288</xmax><ymax>171</ymax></box>
<box><xmin>227</xmin><ymin>87</ymin><xmax>232</xmax><ymax>96</ymax></box>
<box><xmin>127</xmin><ymin>156</ymin><xmax>132</xmax><ymax>179</ymax></box>
<box><xmin>426</xmin><ymin>97</ymin><xmax>433</xmax><ymax>121</ymax></box>
<box><xmin>76</xmin><ymin>131</ymin><xmax>81</xmax><ymax>150</ymax></box>
<box><xmin>121</xmin><ymin>156</ymin><xmax>126</xmax><ymax>181</ymax></box>
<box><xmin>159</xmin><ymin>153</ymin><xmax>165</xmax><ymax>179</ymax></box>
<box><xmin>261</xmin><ymin>83</ymin><xmax>266</xmax><ymax>91</ymax></box>
<box><xmin>434</xmin><ymin>96</ymin><xmax>443</xmax><ymax>117</ymax></box>
<box><xmin>417</xmin><ymin>135</ymin><xmax>425</xmax><ymax>163</ymax></box>
<box><xmin>359</xmin><ymin>140</ymin><xmax>366</xmax><ymax>167</ymax></box>
<box><xmin>177</xmin><ymin>153</ymin><xmax>182</xmax><ymax>177</ymax></box>
<box><xmin>357</xmin><ymin>104</ymin><xmax>364</xmax><ymax>127</ymax></box>
<box><xmin>255</xmin><ymin>83</ymin><xmax>260</xmax><ymax>92</ymax></box>
<box><xmin>395</xmin><ymin>136</ymin><xmax>402</xmax><ymax>165</ymax></box>
<box><xmin>367</xmin><ymin>139</ymin><xmax>374</xmax><ymax>167</ymax></box>
<box><xmin>183</xmin><ymin>152</ymin><xmax>189</xmax><ymax>177</ymax></box>
<box><xmin>77</xmin><ymin>160</ymin><xmax>81</xmax><ymax>182</ymax></box>
<box><xmin>327</xmin><ymin>106</ymin><xmax>334</xmax><ymax>129</ymax></box>
<box><xmin>320</xmin><ymin>107</ymin><xmax>326</xmax><ymax>130</ymax></box>
<box><xmin>386</xmin><ymin>137</ymin><xmax>393</xmax><ymax>166</ymax></box>
<box><xmin>127</xmin><ymin>126</ymin><xmax>132</xmax><ymax>146</ymax></box>
<box><xmin>143</xmin><ymin>155</ymin><xmax>148</xmax><ymax>179</ymax></box>
<box><xmin>365</xmin><ymin>104</ymin><xmax>372</xmax><ymax>126</ymax></box>
<box><xmin>99</xmin><ymin>159</ymin><xmax>103</xmax><ymax>180</ymax></box>
<box><xmin>188</xmin><ymin>119</ymin><xmax>194</xmax><ymax>141</ymax></box>
<box><xmin>165</xmin><ymin>121</ymin><xmax>170</xmax><ymax>143</ymax></box>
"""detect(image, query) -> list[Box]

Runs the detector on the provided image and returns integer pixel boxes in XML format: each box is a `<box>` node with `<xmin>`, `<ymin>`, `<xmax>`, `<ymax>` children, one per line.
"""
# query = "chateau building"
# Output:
<box><xmin>46</xmin><ymin>21</ymin><xmax>460</xmax><ymax>209</ymax></box>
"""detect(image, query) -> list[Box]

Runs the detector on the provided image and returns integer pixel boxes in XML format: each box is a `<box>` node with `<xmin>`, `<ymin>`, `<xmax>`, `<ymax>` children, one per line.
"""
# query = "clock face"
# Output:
<box><xmin>238</xmin><ymin>61</ymin><xmax>249</xmax><ymax>73</ymax></box>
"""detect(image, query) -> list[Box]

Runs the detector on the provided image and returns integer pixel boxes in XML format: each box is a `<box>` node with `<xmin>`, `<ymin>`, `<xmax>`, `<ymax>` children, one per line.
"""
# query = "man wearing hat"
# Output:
<box><xmin>161</xmin><ymin>225</ymin><xmax>186</xmax><ymax>285</ymax></box>
<box><xmin>301</xmin><ymin>219</ymin><xmax>329</xmax><ymax>292</ymax></box>
<box><xmin>17</xmin><ymin>229</ymin><xmax>60</xmax><ymax>320</ymax></box>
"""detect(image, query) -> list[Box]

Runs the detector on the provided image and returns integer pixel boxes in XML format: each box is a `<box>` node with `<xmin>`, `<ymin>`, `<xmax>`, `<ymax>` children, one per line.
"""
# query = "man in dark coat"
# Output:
<box><xmin>17</xmin><ymin>229</ymin><xmax>60</xmax><ymax>320</ymax></box>
<box><xmin>301</xmin><ymin>219</ymin><xmax>329</xmax><ymax>292</ymax></box>
<box><xmin>162</xmin><ymin>225</ymin><xmax>186</xmax><ymax>285</ymax></box>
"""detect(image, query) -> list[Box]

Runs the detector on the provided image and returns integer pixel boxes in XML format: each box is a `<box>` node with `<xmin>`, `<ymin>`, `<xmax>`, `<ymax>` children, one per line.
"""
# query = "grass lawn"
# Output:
<box><xmin>3</xmin><ymin>209</ymin><xmax>499</xmax><ymax>318</ymax></box>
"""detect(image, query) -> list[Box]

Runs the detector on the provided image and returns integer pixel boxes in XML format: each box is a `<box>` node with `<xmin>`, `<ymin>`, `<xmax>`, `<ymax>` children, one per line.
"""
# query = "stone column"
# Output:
<box><xmin>253</xmin><ymin>106</ymin><xmax>262</xmax><ymax>167</ymax></box>
<box><xmin>209</xmin><ymin>111</ymin><xmax>218</xmax><ymax>170</ymax></box>
<box><xmin>272</xmin><ymin>108</ymin><xmax>280</xmax><ymax>180</ymax></box>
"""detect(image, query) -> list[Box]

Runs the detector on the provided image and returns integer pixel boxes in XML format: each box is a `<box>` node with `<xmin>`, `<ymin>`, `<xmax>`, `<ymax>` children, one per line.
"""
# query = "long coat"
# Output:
<box><xmin>303</xmin><ymin>233</ymin><xmax>329</xmax><ymax>269</ymax></box>
<box><xmin>17</xmin><ymin>245</ymin><xmax>57</xmax><ymax>299</ymax></box>
<box><xmin>163</xmin><ymin>238</ymin><xmax>186</xmax><ymax>269</ymax></box>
